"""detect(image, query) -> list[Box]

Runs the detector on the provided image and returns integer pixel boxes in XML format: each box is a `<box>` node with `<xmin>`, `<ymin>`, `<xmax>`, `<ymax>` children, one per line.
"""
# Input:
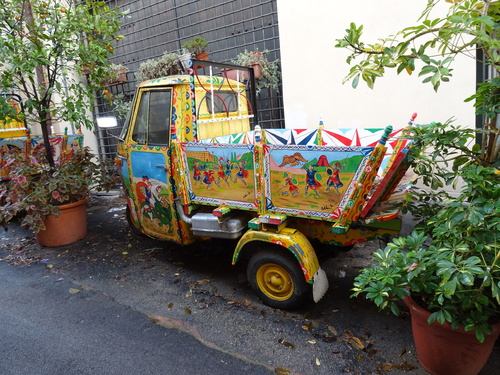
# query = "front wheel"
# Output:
<box><xmin>247</xmin><ymin>248</ymin><xmax>311</xmax><ymax>310</ymax></box>
<box><xmin>126</xmin><ymin>206</ymin><xmax>145</xmax><ymax>237</ymax></box>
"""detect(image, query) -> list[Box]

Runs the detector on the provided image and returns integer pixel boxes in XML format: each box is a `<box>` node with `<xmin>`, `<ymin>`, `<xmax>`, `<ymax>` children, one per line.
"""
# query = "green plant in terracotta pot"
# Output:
<box><xmin>352</xmin><ymin>150</ymin><xmax>500</xmax><ymax>349</ymax></box>
<box><xmin>100</xmin><ymin>63</ymin><xmax>129</xmax><ymax>86</ymax></box>
<box><xmin>181</xmin><ymin>36</ymin><xmax>209</xmax><ymax>59</ymax></box>
<box><xmin>336</xmin><ymin>0</ymin><xmax>500</xmax><ymax>373</ymax></box>
<box><xmin>350</xmin><ymin>149</ymin><xmax>500</xmax><ymax>373</ymax></box>
<box><xmin>231</xmin><ymin>49</ymin><xmax>281</xmax><ymax>93</ymax></box>
<box><xmin>0</xmin><ymin>147</ymin><xmax>117</xmax><ymax>245</ymax></box>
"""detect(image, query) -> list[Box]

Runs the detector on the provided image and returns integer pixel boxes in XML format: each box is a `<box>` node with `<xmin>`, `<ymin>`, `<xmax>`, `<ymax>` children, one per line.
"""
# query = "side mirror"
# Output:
<box><xmin>96</xmin><ymin>116</ymin><xmax>118</xmax><ymax>128</ymax></box>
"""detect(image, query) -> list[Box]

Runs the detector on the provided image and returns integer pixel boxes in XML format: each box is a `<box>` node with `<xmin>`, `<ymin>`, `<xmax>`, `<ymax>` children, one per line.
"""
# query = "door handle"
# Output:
<box><xmin>155</xmin><ymin>163</ymin><xmax>169</xmax><ymax>172</ymax></box>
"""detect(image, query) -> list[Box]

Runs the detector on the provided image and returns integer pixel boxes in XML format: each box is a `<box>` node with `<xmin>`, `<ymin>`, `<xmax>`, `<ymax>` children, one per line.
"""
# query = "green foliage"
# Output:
<box><xmin>353</xmin><ymin>122</ymin><xmax>500</xmax><ymax>342</ymax></box>
<box><xmin>0</xmin><ymin>0</ymin><xmax>127</xmax><ymax>132</ymax></box>
<box><xmin>353</xmin><ymin>168</ymin><xmax>500</xmax><ymax>342</ymax></box>
<box><xmin>181</xmin><ymin>36</ymin><xmax>208</xmax><ymax>55</ymax></box>
<box><xmin>135</xmin><ymin>51</ymin><xmax>183</xmax><ymax>82</ymax></box>
<box><xmin>100</xmin><ymin>63</ymin><xmax>129</xmax><ymax>86</ymax></box>
<box><xmin>336</xmin><ymin>1</ymin><xmax>500</xmax><ymax>93</ymax></box>
<box><xmin>0</xmin><ymin>95</ymin><xmax>24</xmax><ymax>125</ymax></box>
<box><xmin>465</xmin><ymin>76</ymin><xmax>500</xmax><ymax>120</ymax></box>
<box><xmin>111</xmin><ymin>93</ymin><xmax>132</xmax><ymax>120</ymax></box>
<box><xmin>231</xmin><ymin>49</ymin><xmax>281</xmax><ymax>93</ymax></box>
<box><xmin>0</xmin><ymin>147</ymin><xmax>117</xmax><ymax>233</ymax></box>
<box><xmin>339</xmin><ymin>1</ymin><xmax>500</xmax><ymax>341</ymax></box>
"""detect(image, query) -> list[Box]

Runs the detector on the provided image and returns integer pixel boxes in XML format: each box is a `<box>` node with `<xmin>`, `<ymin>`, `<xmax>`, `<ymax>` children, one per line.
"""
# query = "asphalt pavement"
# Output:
<box><xmin>0</xmin><ymin>262</ymin><xmax>273</xmax><ymax>375</ymax></box>
<box><xmin>0</xmin><ymin>193</ymin><xmax>498</xmax><ymax>375</ymax></box>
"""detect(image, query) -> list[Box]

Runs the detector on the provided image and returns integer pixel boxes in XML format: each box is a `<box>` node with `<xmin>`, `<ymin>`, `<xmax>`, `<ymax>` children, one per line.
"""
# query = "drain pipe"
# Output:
<box><xmin>175</xmin><ymin>198</ymin><xmax>192</xmax><ymax>225</ymax></box>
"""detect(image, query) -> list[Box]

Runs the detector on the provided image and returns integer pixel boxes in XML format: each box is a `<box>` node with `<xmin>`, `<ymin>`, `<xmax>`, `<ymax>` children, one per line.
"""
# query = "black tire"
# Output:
<box><xmin>126</xmin><ymin>206</ymin><xmax>145</xmax><ymax>237</ymax></box>
<box><xmin>247</xmin><ymin>248</ymin><xmax>312</xmax><ymax>310</ymax></box>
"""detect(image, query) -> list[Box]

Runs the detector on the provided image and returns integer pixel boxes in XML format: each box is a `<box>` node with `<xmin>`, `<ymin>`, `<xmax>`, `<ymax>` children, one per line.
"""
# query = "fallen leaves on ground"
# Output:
<box><xmin>274</xmin><ymin>367</ymin><xmax>293</xmax><ymax>375</ymax></box>
<box><xmin>278</xmin><ymin>339</ymin><xmax>294</xmax><ymax>349</ymax></box>
<box><xmin>377</xmin><ymin>362</ymin><xmax>418</xmax><ymax>372</ymax></box>
<box><xmin>343</xmin><ymin>329</ymin><xmax>366</xmax><ymax>350</ymax></box>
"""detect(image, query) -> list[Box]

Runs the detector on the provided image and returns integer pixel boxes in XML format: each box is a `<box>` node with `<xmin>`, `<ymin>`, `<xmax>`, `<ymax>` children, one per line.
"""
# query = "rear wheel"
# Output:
<box><xmin>247</xmin><ymin>248</ymin><xmax>311</xmax><ymax>310</ymax></box>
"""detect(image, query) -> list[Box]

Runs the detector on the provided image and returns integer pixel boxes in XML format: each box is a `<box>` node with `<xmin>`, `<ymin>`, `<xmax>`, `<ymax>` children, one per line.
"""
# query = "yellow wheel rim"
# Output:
<box><xmin>256</xmin><ymin>263</ymin><xmax>294</xmax><ymax>301</ymax></box>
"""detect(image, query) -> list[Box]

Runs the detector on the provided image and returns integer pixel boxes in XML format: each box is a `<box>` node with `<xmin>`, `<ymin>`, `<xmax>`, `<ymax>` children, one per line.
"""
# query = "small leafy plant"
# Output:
<box><xmin>100</xmin><ymin>63</ymin><xmax>129</xmax><ymax>86</ymax></box>
<box><xmin>0</xmin><ymin>147</ymin><xmax>117</xmax><ymax>233</ymax></box>
<box><xmin>135</xmin><ymin>51</ymin><xmax>183</xmax><ymax>82</ymax></box>
<box><xmin>231</xmin><ymin>49</ymin><xmax>281</xmax><ymax>93</ymax></box>
<box><xmin>111</xmin><ymin>93</ymin><xmax>132</xmax><ymax>120</ymax></box>
<box><xmin>181</xmin><ymin>36</ymin><xmax>208</xmax><ymax>55</ymax></box>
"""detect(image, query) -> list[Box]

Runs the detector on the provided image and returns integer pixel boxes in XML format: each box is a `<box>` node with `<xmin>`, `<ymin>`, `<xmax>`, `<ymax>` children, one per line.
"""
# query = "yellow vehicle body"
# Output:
<box><xmin>116</xmin><ymin>60</ymin><xmax>415</xmax><ymax>309</ymax></box>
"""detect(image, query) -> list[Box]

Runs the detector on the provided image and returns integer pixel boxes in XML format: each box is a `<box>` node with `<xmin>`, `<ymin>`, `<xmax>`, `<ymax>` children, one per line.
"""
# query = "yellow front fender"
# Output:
<box><xmin>233</xmin><ymin>228</ymin><xmax>320</xmax><ymax>283</ymax></box>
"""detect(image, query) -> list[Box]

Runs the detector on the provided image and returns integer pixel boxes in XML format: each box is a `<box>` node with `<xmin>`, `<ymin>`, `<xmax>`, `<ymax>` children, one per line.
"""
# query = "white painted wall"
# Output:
<box><xmin>276</xmin><ymin>0</ymin><xmax>476</xmax><ymax>130</ymax></box>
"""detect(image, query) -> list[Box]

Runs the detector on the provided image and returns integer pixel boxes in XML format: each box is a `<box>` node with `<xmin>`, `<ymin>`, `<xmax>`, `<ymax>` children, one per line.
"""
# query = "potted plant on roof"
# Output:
<box><xmin>0</xmin><ymin>146</ymin><xmax>117</xmax><ymax>246</ymax></box>
<box><xmin>336</xmin><ymin>1</ymin><xmax>500</xmax><ymax>374</ymax></box>
<box><xmin>182</xmin><ymin>36</ymin><xmax>209</xmax><ymax>60</ymax></box>
<box><xmin>227</xmin><ymin>49</ymin><xmax>281</xmax><ymax>93</ymax></box>
<box><xmin>135</xmin><ymin>51</ymin><xmax>184</xmax><ymax>82</ymax></box>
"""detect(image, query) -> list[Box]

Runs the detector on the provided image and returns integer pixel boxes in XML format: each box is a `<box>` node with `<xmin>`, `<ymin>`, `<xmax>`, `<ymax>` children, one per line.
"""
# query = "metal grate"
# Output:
<box><xmin>94</xmin><ymin>0</ymin><xmax>283</xmax><ymax>160</ymax></box>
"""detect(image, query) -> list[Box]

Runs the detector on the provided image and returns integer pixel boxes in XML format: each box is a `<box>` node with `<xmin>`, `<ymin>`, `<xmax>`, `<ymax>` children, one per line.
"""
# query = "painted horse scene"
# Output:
<box><xmin>265</xmin><ymin>145</ymin><xmax>373</xmax><ymax>217</ymax></box>
<box><xmin>182</xmin><ymin>142</ymin><xmax>374</xmax><ymax>219</ymax></box>
<box><xmin>183</xmin><ymin>144</ymin><xmax>256</xmax><ymax>207</ymax></box>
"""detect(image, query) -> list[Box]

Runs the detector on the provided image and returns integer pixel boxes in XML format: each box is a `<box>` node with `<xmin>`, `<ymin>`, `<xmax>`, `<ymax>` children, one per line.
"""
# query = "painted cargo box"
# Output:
<box><xmin>0</xmin><ymin>132</ymin><xmax>84</xmax><ymax>180</ymax></box>
<box><xmin>176</xmin><ymin>125</ymin><xmax>412</xmax><ymax>235</ymax></box>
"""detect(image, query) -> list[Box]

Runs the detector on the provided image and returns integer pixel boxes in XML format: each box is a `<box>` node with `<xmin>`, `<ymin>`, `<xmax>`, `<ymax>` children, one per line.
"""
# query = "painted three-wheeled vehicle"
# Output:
<box><xmin>115</xmin><ymin>59</ymin><xmax>415</xmax><ymax>309</ymax></box>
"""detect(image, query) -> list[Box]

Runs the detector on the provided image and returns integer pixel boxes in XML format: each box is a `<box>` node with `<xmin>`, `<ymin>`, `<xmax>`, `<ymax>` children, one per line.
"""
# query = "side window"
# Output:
<box><xmin>148</xmin><ymin>90</ymin><xmax>171</xmax><ymax>145</ymax></box>
<box><xmin>206</xmin><ymin>91</ymin><xmax>238</xmax><ymax>114</ymax></box>
<box><xmin>131</xmin><ymin>89</ymin><xmax>172</xmax><ymax>145</ymax></box>
<box><xmin>132</xmin><ymin>91</ymin><xmax>149</xmax><ymax>144</ymax></box>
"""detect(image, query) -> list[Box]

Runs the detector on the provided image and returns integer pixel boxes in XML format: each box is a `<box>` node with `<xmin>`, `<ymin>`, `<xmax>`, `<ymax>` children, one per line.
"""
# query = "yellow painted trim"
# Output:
<box><xmin>232</xmin><ymin>228</ymin><xmax>320</xmax><ymax>283</ymax></box>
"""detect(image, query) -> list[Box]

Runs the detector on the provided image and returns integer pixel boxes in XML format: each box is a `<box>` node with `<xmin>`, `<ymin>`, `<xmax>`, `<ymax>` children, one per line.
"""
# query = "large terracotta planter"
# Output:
<box><xmin>35</xmin><ymin>197</ymin><xmax>88</xmax><ymax>247</ymax></box>
<box><xmin>404</xmin><ymin>296</ymin><xmax>500</xmax><ymax>375</ymax></box>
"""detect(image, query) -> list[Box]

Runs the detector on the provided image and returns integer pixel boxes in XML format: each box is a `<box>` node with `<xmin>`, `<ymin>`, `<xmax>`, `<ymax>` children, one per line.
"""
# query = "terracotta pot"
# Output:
<box><xmin>193</xmin><ymin>52</ymin><xmax>209</xmax><ymax>69</ymax></box>
<box><xmin>194</xmin><ymin>51</ymin><xmax>209</xmax><ymax>61</ymax></box>
<box><xmin>223</xmin><ymin>63</ymin><xmax>262</xmax><ymax>81</ymax></box>
<box><xmin>35</xmin><ymin>197</ymin><xmax>88</xmax><ymax>247</ymax></box>
<box><xmin>404</xmin><ymin>296</ymin><xmax>500</xmax><ymax>375</ymax></box>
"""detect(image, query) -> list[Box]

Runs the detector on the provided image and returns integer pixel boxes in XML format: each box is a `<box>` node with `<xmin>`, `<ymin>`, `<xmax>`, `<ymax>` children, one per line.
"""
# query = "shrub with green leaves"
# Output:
<box><xmin>0</xmin><ymin>147</ymin><xmax>117</xmax><ymax>233</ymax></box>
<box><xmin>182</xmin><ymin>36</ymin><xmax>208</xmax><ymax>55</ymax></box>
<box><xmin>0</xmin><ymin>0</ymin><xmax>127</xmax><ymax>167</ymax></box>
<box><xmin>353</xmin><ymin>164</ymin><xmax>500</xmax><ymax>343</ymax></box>
<box><xmin>231</xmin><ymin>49</ymin><xmax>281</xmax><ymax>93</ymax></box>
<box><xmin>339</xmin><ymin>0</ymin><xmax>500</xmax><ymax>343</ymax></box>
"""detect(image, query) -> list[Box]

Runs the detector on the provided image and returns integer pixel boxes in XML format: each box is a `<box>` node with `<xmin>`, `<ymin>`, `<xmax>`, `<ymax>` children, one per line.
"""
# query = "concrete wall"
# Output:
<box><xmin>276</xmin><ymin>0</ymin><xmax>476</xmax><ymax>130</ymax></box>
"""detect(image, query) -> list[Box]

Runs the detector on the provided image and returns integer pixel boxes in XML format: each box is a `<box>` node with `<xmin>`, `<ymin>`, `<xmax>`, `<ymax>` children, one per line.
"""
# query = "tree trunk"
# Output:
<box><xmin>25</xmin><ymin>1</ymin><xmax>55</xmax><ymax>168</ymax></box>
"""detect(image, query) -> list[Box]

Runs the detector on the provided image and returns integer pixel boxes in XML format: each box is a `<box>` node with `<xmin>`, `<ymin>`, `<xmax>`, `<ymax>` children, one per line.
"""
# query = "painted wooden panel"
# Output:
<box><xmin>262</xmin><ymin>144</ymin><xmax>374</xmax><ymax>220</ymax></box>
